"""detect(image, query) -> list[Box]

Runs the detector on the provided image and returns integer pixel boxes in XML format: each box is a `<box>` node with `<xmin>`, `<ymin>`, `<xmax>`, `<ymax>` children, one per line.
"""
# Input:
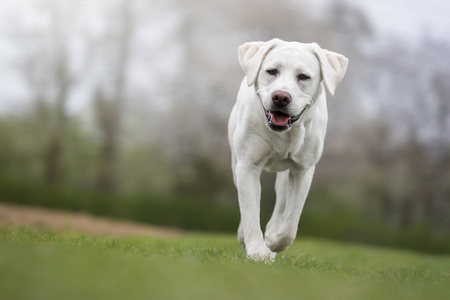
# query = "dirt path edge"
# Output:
<box><xmin>0</xmin><ymin>202</ymin><xmax>183</xmax><ymax>238</ymax></box>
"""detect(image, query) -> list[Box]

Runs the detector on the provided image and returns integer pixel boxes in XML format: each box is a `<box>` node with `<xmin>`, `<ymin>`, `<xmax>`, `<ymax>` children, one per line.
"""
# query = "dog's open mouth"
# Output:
<box><xmin>264</xmin><ymin>109</ymin><xmax>304</xmax><ymax>132</ymax></box>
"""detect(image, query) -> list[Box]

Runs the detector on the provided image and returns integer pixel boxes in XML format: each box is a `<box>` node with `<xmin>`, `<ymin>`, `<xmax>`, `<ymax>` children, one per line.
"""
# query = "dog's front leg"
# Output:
<box><xmin>235</xmin><ymin>163</ymin><xmax>275</xmax><ymax>262</ymax></box>
<box><xmin>265</xmin><ymin>167</ymin><xmax>315</xmax><ymax>252</ymax></box>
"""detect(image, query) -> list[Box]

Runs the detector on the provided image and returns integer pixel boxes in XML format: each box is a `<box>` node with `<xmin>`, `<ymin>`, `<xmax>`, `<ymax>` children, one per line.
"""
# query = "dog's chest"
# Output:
<box><xmin>264</xmin><ymin>154</ymin><xmax>298</xmax><ymax>172</ymax></box>
<box><xmin>263</xmin><ymin>128</ymin><xmax>310</xmax><ymax>172</ymax></box>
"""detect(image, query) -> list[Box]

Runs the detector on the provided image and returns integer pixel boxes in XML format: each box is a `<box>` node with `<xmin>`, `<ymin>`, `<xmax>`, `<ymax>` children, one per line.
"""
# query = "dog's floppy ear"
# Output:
<box><xmin>311</xmin><ymin>43</ymin><xmax>348</xmax><ymax>96</ymax></box>
<box><xmin>238</xmin><ymin>39</ymin><xmax>280</xmax><ymax>87</ymax></box>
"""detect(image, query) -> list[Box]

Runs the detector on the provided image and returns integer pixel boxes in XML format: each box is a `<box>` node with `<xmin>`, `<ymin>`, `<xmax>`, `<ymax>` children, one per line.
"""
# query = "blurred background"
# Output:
<box><xmin>0</xmin><ymin>0</ymin><xmax>449</xmax><ymax>253</ymax></box>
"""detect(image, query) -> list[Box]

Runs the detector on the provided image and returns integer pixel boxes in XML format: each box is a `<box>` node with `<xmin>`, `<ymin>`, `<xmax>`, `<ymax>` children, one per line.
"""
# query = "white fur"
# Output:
<box><xmin>228</xmin><ymin>39</ymin><xmax>348</xmax><ymax>262</ymax></box>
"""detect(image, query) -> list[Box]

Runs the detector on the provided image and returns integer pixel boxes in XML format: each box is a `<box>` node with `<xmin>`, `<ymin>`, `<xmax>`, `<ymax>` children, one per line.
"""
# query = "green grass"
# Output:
<box><xmin>1</xmin><ymin>227</ymin><xmax>449</xmax><ymax>300</ymax></box>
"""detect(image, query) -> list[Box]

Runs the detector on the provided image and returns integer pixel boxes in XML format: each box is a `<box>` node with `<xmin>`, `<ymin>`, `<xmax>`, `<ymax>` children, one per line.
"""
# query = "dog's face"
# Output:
<box><xmin>256</xmin><ymin>46</ymin><xmax>322</xmax><ymax>132</ymax></box>
<box><xmin>239</xmin><ymin>39</ymin><xmax>348</xmax><ymax>132</ymax></box>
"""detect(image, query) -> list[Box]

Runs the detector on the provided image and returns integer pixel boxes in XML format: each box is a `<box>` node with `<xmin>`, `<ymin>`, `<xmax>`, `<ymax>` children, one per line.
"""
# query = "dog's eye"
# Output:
<box><xmin>267</xmin><ymin>69</ymin><xmax>278</xmax><ymax>76</ymax></box>
<box><xmin>297</xmin><ymin>74</ymin><xmax>310</xmax><ymax>81</ymax></box>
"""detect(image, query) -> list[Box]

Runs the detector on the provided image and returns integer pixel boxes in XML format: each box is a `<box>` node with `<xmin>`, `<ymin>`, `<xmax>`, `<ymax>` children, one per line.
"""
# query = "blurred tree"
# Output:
<box><xmin>94</xmin><ymin>0</ymin><xmax>134</xmax><ymax>192</ymax></box>
<box><xmin>43</xmin><ymin>36</ymin><xmax>72</xmax><ymax>185</ymax></box>
<box><xmin>422</xmin><ymin>67</ymin><xmax>450</xmax><ymax>228</ymax></box>
<box><xmin>19</xmin><ymin>0</ymin><xmax>77</xmax><ymax>185</ymax></box>
<box><xmin>362</xmin><ymin>35</ymin><xmax>450</xmax><ymax>231</ymax></box>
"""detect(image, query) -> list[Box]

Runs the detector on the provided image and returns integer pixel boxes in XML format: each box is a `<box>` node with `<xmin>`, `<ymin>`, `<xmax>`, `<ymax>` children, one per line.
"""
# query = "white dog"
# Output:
<box><xmin>228</xmin><ymin>39</ymin><xmax>348</xmax><ymax>261</ymax></box>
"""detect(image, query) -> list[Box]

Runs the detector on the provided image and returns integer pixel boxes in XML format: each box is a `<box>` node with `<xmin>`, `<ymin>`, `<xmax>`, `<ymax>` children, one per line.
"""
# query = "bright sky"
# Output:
<box><xmin>326</xmin><ymin>0</ymin><xmax>450</xmax><ymax>42</ymax></box>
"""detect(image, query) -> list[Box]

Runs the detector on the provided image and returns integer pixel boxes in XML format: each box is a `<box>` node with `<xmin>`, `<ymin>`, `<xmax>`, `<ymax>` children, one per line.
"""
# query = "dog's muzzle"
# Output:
<box><xmin>263</xmin><ymin>107</ymin><xmax>307</xmax><ymax>132</ymax></box>
<box><xmin>255</xmin><ymin>88</ymin><xmax>308</xmax><ymax>132</ymax></box>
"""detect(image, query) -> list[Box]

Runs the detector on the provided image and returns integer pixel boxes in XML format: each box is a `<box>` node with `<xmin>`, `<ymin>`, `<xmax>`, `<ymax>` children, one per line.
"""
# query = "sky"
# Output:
<box><xmin>334</xmin><ymin>0</ymin><xmax>450</xmax><ymax>42</ymax></box>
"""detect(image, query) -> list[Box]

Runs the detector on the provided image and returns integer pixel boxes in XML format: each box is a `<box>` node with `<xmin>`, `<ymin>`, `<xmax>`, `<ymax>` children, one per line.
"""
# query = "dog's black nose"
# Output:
<box><xmin>272</xmin><ymin>91</ymin><xmax>291</xmax><ymax>107</ymax></box>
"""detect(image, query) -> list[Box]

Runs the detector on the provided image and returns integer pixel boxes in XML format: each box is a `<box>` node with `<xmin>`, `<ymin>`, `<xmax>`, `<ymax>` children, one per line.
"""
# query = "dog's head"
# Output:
<box><xmin>239</xmin><ymin>39</ymin><xmax>348</xmax><ymax>132</ymax></box>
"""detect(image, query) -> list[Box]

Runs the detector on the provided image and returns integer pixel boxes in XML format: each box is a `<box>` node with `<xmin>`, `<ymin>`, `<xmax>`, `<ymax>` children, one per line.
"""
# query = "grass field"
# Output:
<box><xmin>1</xmin><ymin>227</ymin><xmax>449</xmax><ymax>300</ymax></box>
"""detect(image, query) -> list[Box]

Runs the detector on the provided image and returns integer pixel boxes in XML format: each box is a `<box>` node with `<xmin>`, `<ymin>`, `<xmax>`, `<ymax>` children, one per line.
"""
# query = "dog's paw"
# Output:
<box><xmin>246</xmin><ymin>245</ymin><xmax>276</xmax><ymax>263</ymax></box>
<box><xmin>265</xmin><ymin>231</ymin><xmax>296</xmax><ymax>253</ymax></box>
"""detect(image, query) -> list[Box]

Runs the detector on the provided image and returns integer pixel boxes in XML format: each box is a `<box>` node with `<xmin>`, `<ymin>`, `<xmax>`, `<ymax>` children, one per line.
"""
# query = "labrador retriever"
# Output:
<box><xmin>228</xmin><ymin>39</ymin><xmax>348</xmax><ymax>261</ymax></box>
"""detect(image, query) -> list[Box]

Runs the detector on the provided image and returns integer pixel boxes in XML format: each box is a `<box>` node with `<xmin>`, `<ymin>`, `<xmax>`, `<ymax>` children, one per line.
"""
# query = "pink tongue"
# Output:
<box><xmin>270</xmin><ymin>112</ymin><xmax>290</xmax><ymax>126</ymax></box>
